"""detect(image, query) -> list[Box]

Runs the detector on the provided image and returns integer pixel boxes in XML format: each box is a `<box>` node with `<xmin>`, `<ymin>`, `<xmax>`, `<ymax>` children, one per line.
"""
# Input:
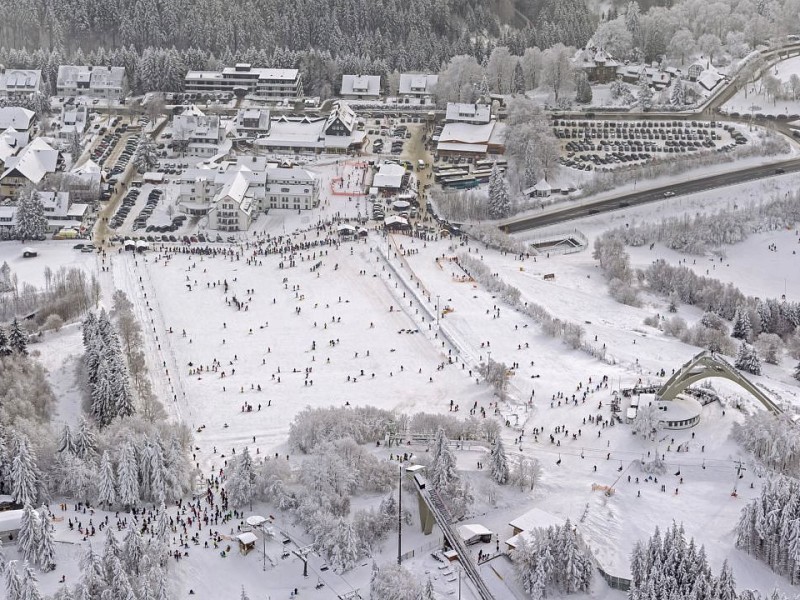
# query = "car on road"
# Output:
<box><xmin>775</xmin><ymin>168</ymin><xmax>786</xmax><ymax>174</ymax></box>
<box><xmin>663</xmin><ymin>191</ymin><xmax>676</xmax><ymax>198</ymax></box>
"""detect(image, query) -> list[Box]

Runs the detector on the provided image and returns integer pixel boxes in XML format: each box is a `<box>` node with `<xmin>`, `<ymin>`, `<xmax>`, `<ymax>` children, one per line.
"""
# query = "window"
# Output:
<box><xmin>281</xmin><ymin>187</ymin><xmax>290</xmax><ymax>193</ymax></box>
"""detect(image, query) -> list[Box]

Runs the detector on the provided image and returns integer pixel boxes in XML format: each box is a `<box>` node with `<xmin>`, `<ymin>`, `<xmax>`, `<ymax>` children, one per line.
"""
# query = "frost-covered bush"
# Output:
<box><xmin>370</xmin><ymin>564</ymin><xmax>424</xmax><ymax>600</ymax></box>
<box><xmin>662</xmin><ymin>316</ymin><xmax>687</xmax><ymax>338</ymax></box>
<box><xmin>464</xmin><ymin>224</ymin><xmax>530</xmax><ymax>255</ymax></box>
<box><xmin>733</xmin><ymin>412</ymin><xmax>800</xmax><ymax>477</ymax></box>
<box><xmin>288</xmin><ymin>405</ymin><xmax>394</xmax><ymax>453</ymax></box>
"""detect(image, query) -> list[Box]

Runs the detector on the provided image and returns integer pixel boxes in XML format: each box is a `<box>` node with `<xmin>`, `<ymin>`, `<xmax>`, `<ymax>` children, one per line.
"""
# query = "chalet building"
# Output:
<box><xmin>340</xmin><ymin>75</ymin><xmax>381</xmax><ymax>99</ymax></box>
<box><xmin>185</xmin><ymin>64</ymin><xmax>303</xmax><ymax>100</ymax></box>
<box><xmin>56</xmin><ymin>65</ymin><xmax>127</xmax><ymax>100</ymax></box>
<box><xmin>0</xmin><ymin>107</ymin><xmax>35</xmax><ymax>138</ymax></box>
<box><xmin>575</xmin><ymin>49</ymin><xmax>620</xmax><ymax>84</ymax></box>
<box><xmin>0</xmin><ymin>138</ymin><xmax>59</xmax><ymax>198</ymax></box>
<box><xmin>323</xmin><ymin>102</ymin><xmax>356</xmax><ymax>137</ymax></box>
<box><xmin>687</xmin><ymin>63</ymin><xmax>705</xmax><ymax>81</ymax></box>
<box><xmin>172</xmin><ymin>109</ymin><xmax>226</xmax><ymax>157</ymax></box>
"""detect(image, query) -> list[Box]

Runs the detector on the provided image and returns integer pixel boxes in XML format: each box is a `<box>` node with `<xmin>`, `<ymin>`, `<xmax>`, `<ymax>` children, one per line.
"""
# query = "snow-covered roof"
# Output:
<box><xmin>266</xmin><ymin>166</ymin><xmax>315</xmax><ymax>185</ymax></box>
<box><xmin>374</xmin><ymin>162</ymin><xmax>406</xmax><ymax>188</ymax></box>
<box><xmin>237</xmin><ymin>532</ymin><xmax>258</xmax><ymax>545</ymax></box>
<box><xmin>246</xmin><ymin>515</ymin><xmax>267</xmax><ymax>527</ymax></box>
<box><xmin>341</xmin><ymin>75</ymin><xmax>381</xmax><ymax>97</ymax></box>
<box><xmin>509</xmin><ymin>507</ymin><xmax>564</xmax><ymax>533</ymax></box>
<box><xmin>57</xmin><ymin>65</ymin><xmax>125</xmax><ymax>91</ymax></box>
<box><xmin>438</xmin><ymin>122</ymin><xmax>495</xmax><ymax>144</ymax></box>
<box><xmin>0</xmin><ymin>509</ymin><xmax>24</xmax><ymax>533</ymax></box>
<box><xmin>0</xmin><ymin>70</ymin><xmax>41</xmax><ymax>93</ymax></box>
<box><xmin>38</xmin><ymin>191</ymin><xmax>71</xmax><ymax>216</ymax></box>
<box><xmin>458</xmin><ymin>523</ymin><xmax>492</xmax><ymax>541</ymax></box>
<box><xmin>0</xmin><ymin>138</ymin><xmax>58</xmax><ymax>184</ymax></box>
<box><xmin>0</xmin><ymin>107</ymin><xmax>35</xmax><ymax>131</ymax></box>
<box><xmin>445</xmin><ymin>103</ymin><xmax>491</xmax><ymax>124</ymax></box>
<box><xmin>698</xmin><ymin>69</ymin><xmax>724</xmax><ymax>91</ymax></box>
<box><xmin>217</xmin><ymin>171</ymin><xmax>250</xmax><ymax>205</ymax></box>
<box><xmin>399</xmin><ymin>73</ymin><xmax>438</xmax><ymax>96</ymax></box>
<box><xmin>325</xmin><ymin>101</ymin><xmax>357</xmax><ymax>133</ymax></box>
<box><xmin>534</xmin><ymin>179</ymin><xmax>551</xmax><ymax>191</ymax></box>
<box><xmin>384</xmin><ymin>215</ymin><xmax>409</xmax><ymax>226</ymax></box>
<box><xmin>437</xmin><ymin>142</ymin><xmax>488</xmax><ymax>154</ymax></box>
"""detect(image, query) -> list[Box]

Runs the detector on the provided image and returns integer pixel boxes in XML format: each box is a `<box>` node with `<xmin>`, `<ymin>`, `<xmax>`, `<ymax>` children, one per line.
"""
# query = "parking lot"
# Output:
<box><xmin>367</xmin><ymin>119</ymin><xmax>413</xmax><ymax>156</ymax></box>
<box><xmin>553</xmin><ymin>119</ymin><xmax>746</xmax><ymax>172</ymax></box>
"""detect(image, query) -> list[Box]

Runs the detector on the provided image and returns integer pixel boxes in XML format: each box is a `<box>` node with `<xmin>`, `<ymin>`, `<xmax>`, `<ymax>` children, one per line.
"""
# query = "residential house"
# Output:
<box><xmin>234</xmin><ymin>108</ymin><xmax>271</xmax><ymax>139</ymax></box>
<box><xmin>444</xmin><ymin>102</ymin><xmax>491</xmax><ymax>124</ymax></box>
<box><xmin>616</xmin><ymin>65</ymin><xmax>672</xmax><ymax>90</ymax></box>
<box><xmin>0</xmin><ymin>69</ymin><xmax>41</xmax><ymax>98</ymax></box>
<box><xmin>0</xmin><ymin>138</ymin><xmax>59</xmax><ymax>198</ymax></box>
<box><xmin>0</xmin><ymin>128</ymin><xmax>25</xmax><ymax>168</ymax></box>
<box><xmin>0</xmin><ymin>206</ymin><xmax>16</xmax><ymax>233</ymax></box>
<box><xmin>398</xmin><ymin>73</ymin><xmax>438</xmax><ymax>103</ymax></box>
<box><xmin>59</xmin><ymin>105</ymin><xmax>88</xmax><ymax>139</ymax></box>
<box><xmin>687</xmin><ymin>63</ymin><xmax>705</xmax><ymax>81</ymax></box>
<box><xmin>37</xmin><ymin>190</ymin><xmax>88</xmax><ymax>233</ymax></box>
<box><xmin>576</xmin><ymin>48</ymin><xmax>621</xmax><ymax>84</ymax></box>
<box><xmin>172</xmin><ymin>110</ymin><xmax>225</xmax><ymax>157</ymax></box>
<box><xmin>56</xmin><ymin>65</ymin><xmax>127</xmax><ymax>100</ymax></box>
<box><xmin>697</xmin><ymin>69</ymin><xmax>724</xmax><ymax>91</ymax></box>
<box><xmin>340</xmin><ymin>75</ymin><xmax>381</xmax><ymax>99</ymax></box>
<box><xmin>185</xmin><ymin>64</ymin><xmax>303</xmax><ymax>100</ymax></box>
<box><xmin>0</xmin><ymin>107</ymin><xmax>35</xmax><ymax>138</ymax></box>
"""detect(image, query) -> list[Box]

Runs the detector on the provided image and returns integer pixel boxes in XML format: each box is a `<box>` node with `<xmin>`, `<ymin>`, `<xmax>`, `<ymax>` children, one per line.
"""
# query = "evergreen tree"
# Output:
<box><xmin>732</xmin><ymin>307</ymin><xmax>752</xmax><ymax>340</ymax></box>
<box><xmin>134</xmin><ymin>135</ymin><xmax>159</xmax><ymax>173</ymax></box>
<box><xmin>637</xmin><ymin>71</ymin><xmax>653</xmax><ymax>109</ymax></box>
<box><xmin>17</xmin><ymin>504</ymin><xmax>41</xmax><ymax>565</ymax></box>
<box><xmin>37</xmin><ymin>505</ymin><xmax>56</xmax><ymax>571</ymax></box>
<box><xmin>74</xmin><ymin>417</ymin><xmax>98</xmax><ymax>459</ymax></box>
<box><xmin>794</xmin><ymin>361</ymin><xmax>800</xmax><ymax>382</ymax></box>
<box><xmin>10</xmin><ymin>434</ymin><xmax>38</xmax><ymax>506</ymax></box>
<box><xmin>21</xmin><ymin>562</ymin><xmax>44</xmax><ymax>600</ymax></box>
<box><xmin>8</xmin><ymin>319</ymin><xmax>27</xmax><ymax>355</ymax></box>
<box><xmin>574</xmin><ymin>71</ymin><xmax>592</xmax><ymax>103</ymax></box>
<box><xmin>91</xmin><ymin>358</ymin><xmax>115</xmax><ymax>426</ymax></box>
<box><xmin>240</xmin><ymin>587</ymin><xmax>251</xmax><ymax>600</ymax></box>
<box><xmin>428</xmin><ymin>427</ymin><xmax>459</xmax><ymax>492</ymax></box>
<box><xmin>98</xmin><ymin>451</ymin><xmax>117</xmax><ymax>508</ymax></box>
<box><xmin>735</xmin><ymin>342</ymin><xmax>762</xmax><ymax>376</ymax></box>
<box><xmin>14</xmin><ymin>192</ymin><xmax>48</xmax><ymax>242</ymax></box>
<box><xmin>57</xmin><ymin>425</ymin><xmax>76</xmax><ymax>455</ymax></box>
<box><xmin>226</xmin><ymin>447</ymin><xmax>256</xmax><ymax>510</ymax></box>
<box><xmin>0</xmin><ymin>326</ymin><xmax>10</xmax><ymax>355</ymax></box>
<box><xmin>489</xmin><ymin>438</ymin><xmax>510</xmax><ymax>485</ymax></box>
<box><xmin>512</xmin><ymin>61</ymin><xmax>525</xmax><ymax>94</ymax></box>
<box><xmin>5</xmin><ymin>560</ymin><xmax>22</xmax><ymax>600</ymax></box>
<box><xmin>715</xmin><ymin>559</ymin><xmax>736</xmax><ymax>600</ymax></box>
<box><xmin>488</xmin><ymin>163</ymin><xmax>512</xmax><ymax>219</ymax></box>
<box><xmin>670</xmin><ymin>76</ymin><xmax>685</xmax><ymax>106</ymax></box>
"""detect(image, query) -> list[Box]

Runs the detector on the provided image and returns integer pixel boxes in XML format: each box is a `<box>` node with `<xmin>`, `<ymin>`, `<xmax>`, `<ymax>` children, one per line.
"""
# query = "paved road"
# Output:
<box><xmin>500</xmin><ymin>157</ymin><xmax>800</xmax><ymax>232</ymax></box>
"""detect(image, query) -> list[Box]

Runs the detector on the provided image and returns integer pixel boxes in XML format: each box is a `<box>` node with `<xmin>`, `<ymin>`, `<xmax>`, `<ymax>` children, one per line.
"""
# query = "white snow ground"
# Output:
<box><xmin>2</xmin><ymin>167</ymin><xmax>800</xmax><ymax>599</ymax></box>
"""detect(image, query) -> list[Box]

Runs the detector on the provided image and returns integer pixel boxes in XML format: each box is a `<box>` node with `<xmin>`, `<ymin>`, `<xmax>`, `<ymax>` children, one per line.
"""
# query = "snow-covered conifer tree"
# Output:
<box><xmin>794</xmin><ymin>361</ymin><xmax>800</xmax><ymax>382</ymax></box>
<box><xmin>74</xmin><ymin>417</ymin><xmax>98</xmax><ymax>459</ymax></box>
<box><xmin>226</xmin><ymin>447</ymin><xmax>256</xmax><ymax>510</ymax></box>
<box><xmin>17</xmin><ymin>504</ymin><xmax>41</xmax><ymax>565</ymax></box>
<box><xmin>428</xmin><ymin>427</ymin><xmax>459</xmax><ymax>491</ymax></box>
<box><xmin>327</xmin><ymin>518</ymin><xmax>360</xmax><ymax>572</ymax></box>
<box><xmin>735</xmin><ymin>342</ymin><xmax>762</xmax><ymax>375</ymax></box>
<box><xmin>0</xmin><ymin>325</ymin><xmax>10</xmax><ymax>355</ymax></box>
<box><xmin>732</xmin><ymin>307</ymin><xmax>752</xmax><ymax>340</ymax></box>
<box><xmin>98</xmin><ymin>451</ymin><xmax>116</xmax><ymax>508</ymax></box>
<box><xmin>37</xmin><ymin>505</ymin><xmax>55</xmax><ymax>571</ymax></box>
<box><xmin>670</xmin><ymin>76</ymin><xmax>684</xmax><ymax>106</ymax></box>
<box><xmin>57</xmin><ymin>425</ymin><xmax>76</xmax><ymax>455</ymax></box>
<box><xmin>91</xmin><ymin>359</ymin><xmax>115</xmax><ymax>426</ymax></box>
<box><xmin>489</xmin><ymin>438</ymin><xmax>510</xmax><ymax>485</ymax></box>
<box><xmin>14</xmin><ymin>192</ymin><xmax>48</xmax><ymax>242</ymax></box>
<box><xmin>5</xmin><ymin>560</ymin><xmax>22</xmax><ymax>600</ymax></box>
<box><xmin>637</xmin><ymin>71</ymin><xmax>653</xmax><ymax>109</ymax></box>
<box><xmin>8</xmin><ymin>319</ymin><xmax>27</xmax><ymax>355</ymax></box>
<box><xmin>10</xmin><ymin>434</ymin><xmax>38</xmax><ymax>506</ymax></box>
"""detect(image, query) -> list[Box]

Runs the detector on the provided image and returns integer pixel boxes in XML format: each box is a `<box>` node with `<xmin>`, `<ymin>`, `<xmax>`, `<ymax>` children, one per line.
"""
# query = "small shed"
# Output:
<box><xmin>237</xmin><ymin>532</ymin><xmax>258</xmax><ymax>555</ymax></box>
<box><xmin>246</xmin><ymin>515</ymin><xmax>267</xmax><ymax>529</ymax></box>
<box><xmin>143</xmin><ymin>172</ymin><xmax>166</xmax><ymax>184</ymax></box>
<box><xmin>458</xmin><ymin>524</ymin><xmax>493</xmax><ymax>546</ymax></box>
<box><xmin>337</xmin><ymin>224</ymin><xmax>357</xmax><ymax>237</ymax></box>
<box><xmin>123</xmin><ymin>239</ymin><xmax>136</xmax><ymax>251</ymax></box>
<box><xmin>135</xmin><ymin>240</ymin><xmax>150</xmax><ymax>252</ymax></box>
<box><xmin>21</xmin><ymin>247</ymin><xmax>37</xmax><ymax>258</ymax></box>
<box><xmin>0</xmin><ymin>509</ymin><xmax>24</xmax><ymax>543</ymax></box>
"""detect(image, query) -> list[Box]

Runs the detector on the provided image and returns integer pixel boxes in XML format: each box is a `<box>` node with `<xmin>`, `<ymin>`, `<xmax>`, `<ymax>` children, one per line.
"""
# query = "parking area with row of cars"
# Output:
<box><xmin>370</xmin><ymin>122</ymin><xmax>411</xmax><ymax>155</ymax></box>
<box><xmin>553</xmin><ymin>119</ymin><xmax>745</xmax><ymax>172</ymax></box>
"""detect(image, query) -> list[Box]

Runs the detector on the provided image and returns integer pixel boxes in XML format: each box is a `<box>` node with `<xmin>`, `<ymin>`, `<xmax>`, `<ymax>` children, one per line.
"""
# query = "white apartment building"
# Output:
<box><xmin>172</xmin><ymin>111</ymin><xmax>225</xmax><ymax>157</ymax></box>
<box><xmin>0</xmin><ymin>69</ymin><xmax>41</xmax><ymax>98</ymax></box>
<box><xmin>56</xmin><ymin>65</ymin><xmax>127</xmax><ymax>100</ymax></box>
<box><xmin>185</xmin><ymin>64</ymin><xmax>303</xmax><ymax>100</ymax></box>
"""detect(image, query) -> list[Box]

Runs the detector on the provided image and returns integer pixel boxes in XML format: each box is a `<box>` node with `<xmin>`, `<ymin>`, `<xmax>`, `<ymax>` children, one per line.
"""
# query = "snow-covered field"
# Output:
<box><xmin>722</xmin><ymin>56</ymin><xmax>800</xmax><ymax>116</ymax></box>
<box><xmin>3</xmin><ymin>168</ymin><xmax>800</xmax><ymax>599</ymax></box>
